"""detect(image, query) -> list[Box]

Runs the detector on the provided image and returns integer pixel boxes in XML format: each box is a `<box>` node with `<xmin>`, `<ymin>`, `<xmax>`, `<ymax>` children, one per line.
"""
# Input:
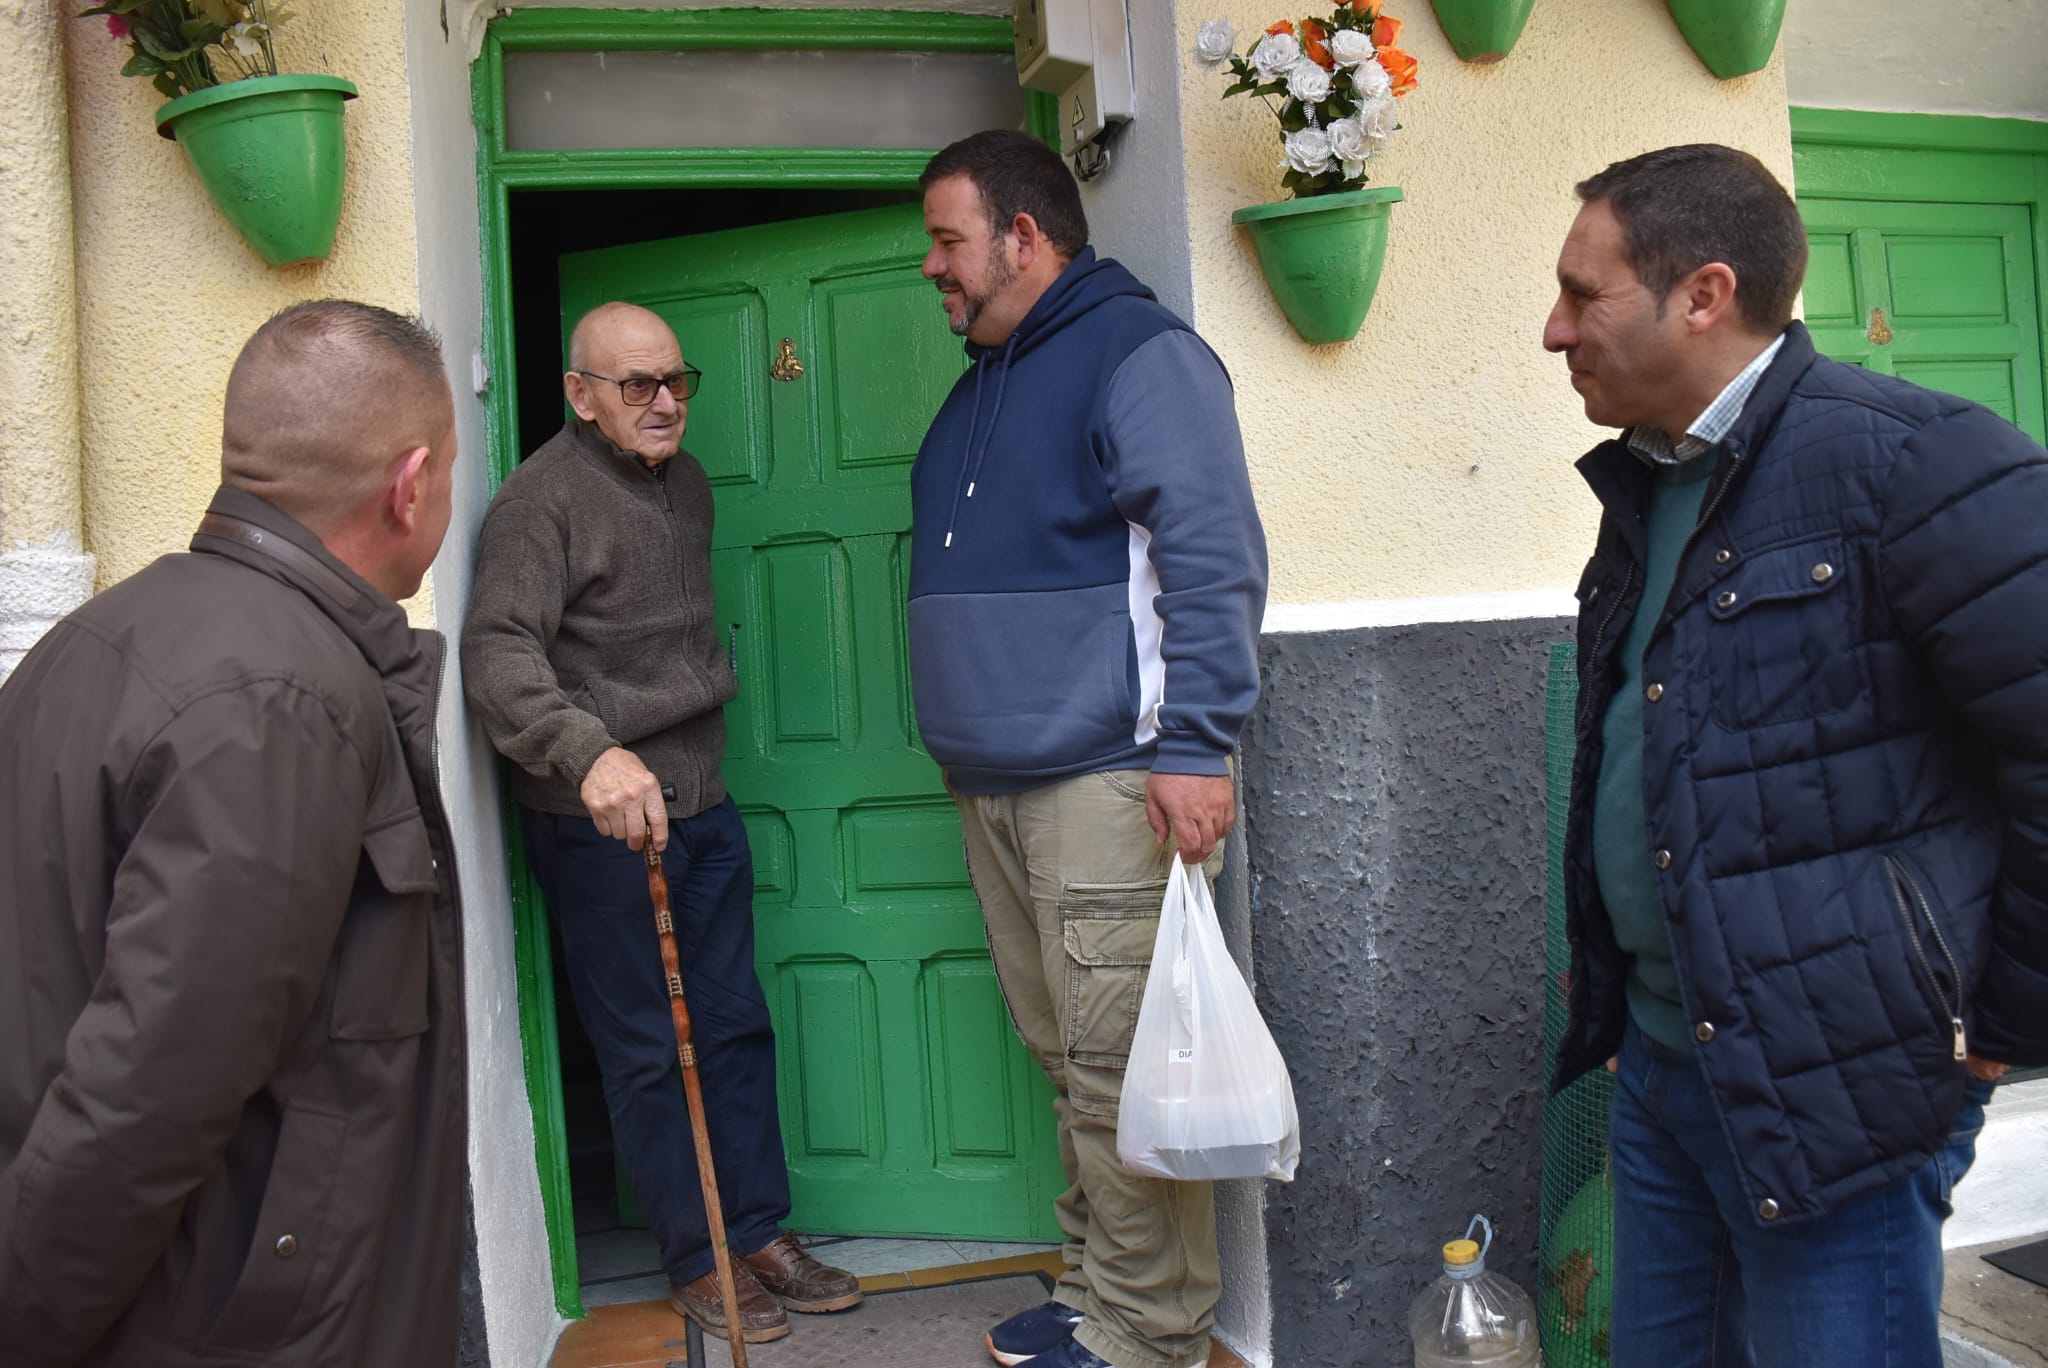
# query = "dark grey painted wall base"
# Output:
<box><xmin>1242</xmin><ymin>616</ymin><xmax>1571</xmax><ymax>1365</ymax></box>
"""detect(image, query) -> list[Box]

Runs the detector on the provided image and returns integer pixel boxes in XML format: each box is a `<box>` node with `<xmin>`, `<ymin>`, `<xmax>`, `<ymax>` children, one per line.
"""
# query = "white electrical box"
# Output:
<box><xmin>1014</xmin><ymin>0</ymin><xmax>1134</xmax><ymax>156</ymax></box>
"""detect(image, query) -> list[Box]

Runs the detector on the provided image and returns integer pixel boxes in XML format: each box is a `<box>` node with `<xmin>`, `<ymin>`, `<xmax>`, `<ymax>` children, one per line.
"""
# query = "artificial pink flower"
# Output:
<box><xmin>107</xmin><ymin>15</ymin><xmax>131</xmax><ymax>38</ymax></box>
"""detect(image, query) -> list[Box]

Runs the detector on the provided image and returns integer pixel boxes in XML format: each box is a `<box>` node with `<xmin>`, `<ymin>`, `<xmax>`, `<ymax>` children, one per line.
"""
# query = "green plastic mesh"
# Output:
<box><xmin>1538</xmin><ymin>642</ymin><xmax>1615</xmax><ymax>1365</ymax></box>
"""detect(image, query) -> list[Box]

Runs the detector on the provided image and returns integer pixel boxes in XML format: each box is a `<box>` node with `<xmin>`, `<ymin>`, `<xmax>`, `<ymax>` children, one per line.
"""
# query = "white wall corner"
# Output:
<box><xmin>0</xmin><ymin>536</ymin><xmax>96</xmax><ymax>681</ymax></box>
<box><xmin>1076</xmin><ymin>0</ymin><xmax>1197</xmax><ymax>320</ymax></box>
<box><xmin>403</xmin><ymin>0</ymin><xmax>563</xmax><ymax>1362</ymax></box>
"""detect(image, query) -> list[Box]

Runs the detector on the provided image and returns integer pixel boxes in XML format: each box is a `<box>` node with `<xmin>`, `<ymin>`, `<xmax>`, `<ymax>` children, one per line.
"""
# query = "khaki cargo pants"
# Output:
<box><xmin>957</xmin><ymin>768</ymin><xmax>1226</xmax><ymax>1368</ymax></box>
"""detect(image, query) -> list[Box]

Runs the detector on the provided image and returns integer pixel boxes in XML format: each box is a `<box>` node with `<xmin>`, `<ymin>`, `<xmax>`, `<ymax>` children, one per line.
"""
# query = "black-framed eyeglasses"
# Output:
<box><xmin>576</xmin><ymin>365</ymin><xmax>702</xmax><ymax>405</ymax></box>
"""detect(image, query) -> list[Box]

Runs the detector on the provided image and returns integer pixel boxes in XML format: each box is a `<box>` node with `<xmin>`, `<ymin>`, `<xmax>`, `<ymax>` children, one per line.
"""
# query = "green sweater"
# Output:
<box><xmin>1593</xmin><ymin>454</ymin><xmax>1715</xmax><ymax>1054</ymax></box>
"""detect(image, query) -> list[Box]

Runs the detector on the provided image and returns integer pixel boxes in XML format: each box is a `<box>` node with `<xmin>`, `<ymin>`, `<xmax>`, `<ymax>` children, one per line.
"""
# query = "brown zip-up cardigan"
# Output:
<box><xmin>462</xmin><ymin>418</ymin><xmax>737</xmax><ymax>820</ymax></box>
<box><xmin>0</xmin><ymin>486</ymin><xmax>468</xmax><ymax>1367</ymax></box>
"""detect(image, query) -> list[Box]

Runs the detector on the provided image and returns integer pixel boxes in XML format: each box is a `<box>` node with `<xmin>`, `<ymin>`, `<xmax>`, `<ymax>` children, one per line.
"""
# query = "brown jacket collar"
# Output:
<box><xmin>189</xmin><ymin>485</ymin><xmax>445</xmax><ymax>737</ymax></box>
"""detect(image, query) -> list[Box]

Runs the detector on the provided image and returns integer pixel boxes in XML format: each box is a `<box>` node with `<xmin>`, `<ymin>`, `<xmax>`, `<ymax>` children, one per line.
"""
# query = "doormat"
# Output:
<box><xmin>1984</xmin><ymin>1237</ymin><xmax>2048</xmax><ymax>1291</ymax></box>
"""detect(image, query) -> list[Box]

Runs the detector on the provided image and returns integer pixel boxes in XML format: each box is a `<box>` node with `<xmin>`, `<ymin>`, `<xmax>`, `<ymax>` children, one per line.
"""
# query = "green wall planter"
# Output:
<box><xmin>1232</xmin><ymin>186</ymin><xmax>1403</xmax><ymax>345</ymax></box>
<box><xmin>1666</xmin><ymin>0</ymin><xmax>1785</xmax><ymax>80</ymax></box>
<box><xmin>156</xmin><ymin>74</ymin><xmax>358</xmax><ymax>268</ymax></box>
<box><xmin>1429</xmin><ymin>0</ymin><xmax>1537</xmax><ymax>64</ymax></box>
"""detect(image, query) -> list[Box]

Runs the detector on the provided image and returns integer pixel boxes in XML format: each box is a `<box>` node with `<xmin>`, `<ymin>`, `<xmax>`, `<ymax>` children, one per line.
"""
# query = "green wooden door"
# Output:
<box><xmin>1800</xmin><ymin>198</ymin><xmax>2046</xmax><ymax>443</ymax></box>
<box><xmin>559</xmin><ymin>205</ymin><xmax>1062</xmax><ymax>1241</ymax></box>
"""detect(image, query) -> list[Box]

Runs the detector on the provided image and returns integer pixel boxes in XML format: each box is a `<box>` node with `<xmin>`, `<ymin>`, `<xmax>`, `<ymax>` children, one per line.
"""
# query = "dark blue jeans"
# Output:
<box><xmin>520</xmin><ymin>799</ymin><xmax>790</xmax><ymax>1286</ymax></box>
<box><xmin>1609</xmin><ymin>1020</ymin><xmax>1994</xmax><ymax>1368</ymax></box>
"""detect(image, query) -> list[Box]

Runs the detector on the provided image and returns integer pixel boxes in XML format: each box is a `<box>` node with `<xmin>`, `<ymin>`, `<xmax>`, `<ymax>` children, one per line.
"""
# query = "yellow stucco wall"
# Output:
<box><xmin>1177</xmin><ymin>0</ymin><xmax>1793</xmax><ymax>607</ymax></box>
<box><xmin>2</xmin><ymin>9</ymin><xmax>85</xmax><ymax>560</ymax></box>
<box><xmin>62</xmin><ymin>3</ymin><xmax>431</xmax><ymax>617</ymax></box>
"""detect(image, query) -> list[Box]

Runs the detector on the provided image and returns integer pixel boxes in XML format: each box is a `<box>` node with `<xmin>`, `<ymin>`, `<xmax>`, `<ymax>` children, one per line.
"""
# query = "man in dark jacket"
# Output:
<box><xmin>1546</xmin><ymin>144</ymin><xmax>2048</xmax><ymax>1366</ymax></box>
<box><xmin>0</xmin><ymin>300</ymin><xmax>468</xmax><ymax>1366</ymax></box>
<box><xmin>911</xmin><ymin>131</ymin><xmax>1269</xmax><ymax>1368</ymax></box>
<box><xmin>462</xmin><ymin>302</ymin><xmax>858</xmax><ymax>1346</ymax></box>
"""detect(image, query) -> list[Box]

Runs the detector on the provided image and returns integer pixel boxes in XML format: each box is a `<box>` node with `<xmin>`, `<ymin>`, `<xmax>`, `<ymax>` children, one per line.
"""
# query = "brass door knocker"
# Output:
<box><xmin>1866</xmin><ymin>307</ymin><xmax>1893</xmax><ymax>346</ymax></box>
<box><xmin>770</xmin><ymin>337</ymin><xmax>805</xmax><ymax>382</ymax></box>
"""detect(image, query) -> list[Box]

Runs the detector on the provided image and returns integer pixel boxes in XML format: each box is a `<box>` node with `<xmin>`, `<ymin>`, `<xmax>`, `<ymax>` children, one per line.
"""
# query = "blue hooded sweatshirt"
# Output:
<box><xmin>907</xmin><ymin>248</ymin><xmax>1268</xmax><ymax>794</ymax></box>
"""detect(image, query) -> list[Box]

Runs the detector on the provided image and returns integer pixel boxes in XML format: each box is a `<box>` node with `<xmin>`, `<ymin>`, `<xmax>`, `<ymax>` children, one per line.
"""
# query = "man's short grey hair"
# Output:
<box><xmin>221</xmin><ymin>300</ymin><xmax>452</xmax><ymax>531</ymax></box>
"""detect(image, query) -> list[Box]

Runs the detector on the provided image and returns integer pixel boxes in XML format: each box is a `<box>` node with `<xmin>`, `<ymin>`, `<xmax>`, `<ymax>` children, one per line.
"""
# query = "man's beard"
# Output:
<box><xmin>943</xmin><ymin>249</ymin><xmax>1017</xmax><ymax>338</ymax></box>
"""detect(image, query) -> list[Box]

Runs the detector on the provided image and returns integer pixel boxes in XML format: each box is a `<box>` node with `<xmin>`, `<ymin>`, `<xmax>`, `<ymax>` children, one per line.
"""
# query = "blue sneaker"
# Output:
<box><xmin>986</xmin><ymin>1300</ymin><xmax>1085</xmax><ymax>1366</ymax></box>
<box><xmin>1017</xmin><ymin>1336</ymin><xmax>1113</xmax><ymax>1368</ymax></box>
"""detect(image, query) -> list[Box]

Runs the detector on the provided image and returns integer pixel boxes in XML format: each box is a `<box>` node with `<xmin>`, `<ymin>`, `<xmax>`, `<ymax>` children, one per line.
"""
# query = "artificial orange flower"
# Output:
<box><xmin>1302</xmin><ymin>18</ymin><xmax>1335</xmax><ymax>68</ymax></box>
<box><xmin>1265</xmin><ymin>19</ymin><xmax>1295</xmax><ymax>36</ymax></box>
<box><xmin>1372</xmin><ymin>13</ymin><xmax>1404</xmax><ymax>47</ymax></box>
<box><xmin>1378</xmin><ymin>44</ymin><xmax>1418</xmax><ymax>96</ymax></box>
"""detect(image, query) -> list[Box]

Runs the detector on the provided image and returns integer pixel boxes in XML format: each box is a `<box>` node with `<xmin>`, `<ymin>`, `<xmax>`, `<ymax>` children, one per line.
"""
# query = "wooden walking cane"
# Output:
<box><xmin>644</xmin><ymin>844</ymin><xmax>751</xmax><ymax>1368</ymax></box>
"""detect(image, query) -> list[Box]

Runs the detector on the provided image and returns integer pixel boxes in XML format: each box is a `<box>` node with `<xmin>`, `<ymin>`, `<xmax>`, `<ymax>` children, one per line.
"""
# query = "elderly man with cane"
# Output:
<box><xmin>464</xmin><ymin>302</ymin><xmax>859</xmax><ymax>1344</ymax></box>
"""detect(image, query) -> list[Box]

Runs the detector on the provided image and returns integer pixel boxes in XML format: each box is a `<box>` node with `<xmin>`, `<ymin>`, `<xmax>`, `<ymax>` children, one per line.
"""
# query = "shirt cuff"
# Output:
<box><xmin>1152</xmin><ymin>733</ymin><xmax>1232</xmax><ymax>777</ymax></box>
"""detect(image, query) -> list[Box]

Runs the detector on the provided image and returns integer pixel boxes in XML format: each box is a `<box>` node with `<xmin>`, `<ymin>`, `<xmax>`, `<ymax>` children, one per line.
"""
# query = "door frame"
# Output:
<box><xmin>1790</xmin><ymin>107</ymin><xmax>2048</xmax><ymax>441</ymax></box>
<box><xmin>471</xmin><ymin>7</ymin><xmax>1054</xmax><ymax>1317</ymax></box>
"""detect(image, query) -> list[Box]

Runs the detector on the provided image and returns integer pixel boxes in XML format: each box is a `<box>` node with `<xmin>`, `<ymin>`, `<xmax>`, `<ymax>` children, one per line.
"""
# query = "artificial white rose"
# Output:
<box><xmin>1287</xmin><ymin>57</ymin><xmax>1333</xmax><ymax>104</ymax></box>
<box><xmin>1355</xmin><ymin>95</ymin><xmax>1399</xmax><ymax>149</ymax></box>
<box><xmin>1328</xmin><ymin>28</ymin><xmax>1375</xmax><ymax>68</ymax></box>
<box><xmin>1251</xmin><ymin>31</ymin><xmax>1301</xmax><ymax>81</ymax></box>
<box><xmin>1326</xmin><ymin>116</ymin><xmax>1371</xmax><ymax>179</ymax></box>
<box><xmin>1282</xmin><ymin>127</ymin><xmax>1336</xmax><ymax>175</ymax></box>
<box><xmin>225</xmin><ymin>19</ymin><xmax>267</xmax><ymax>57</ymax></box>
<box><xmin>1350</xmin><ymin>55</ymin><xmax>1393</xmax><ymax>101</ymax></box>
<box><xmin>1192</xmin><ymin>18</ymin><xmax>1238</xmax><ymax>68</ymax></box>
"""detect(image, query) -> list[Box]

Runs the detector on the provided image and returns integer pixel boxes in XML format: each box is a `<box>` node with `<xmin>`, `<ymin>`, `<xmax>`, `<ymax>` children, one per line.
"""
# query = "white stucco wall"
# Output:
<box><xmin>401</xmin><ymin>6</ymin><xmax>558</xmax><ymax>1366</ymax></box>
<box><xmin>1947</xmin><ymin>1078</ymin><xmax>2048</xmax><ymax>1250</ymax></box>
<box><xmin>1785</xmin><ymin>0</ymin><xmax>2048</xmax><ymax>121</ymax></box>
<box><xmin>1078</xmin><ymin>0</ymin><xmax>1197</xmax><ymax>320</ymax></box>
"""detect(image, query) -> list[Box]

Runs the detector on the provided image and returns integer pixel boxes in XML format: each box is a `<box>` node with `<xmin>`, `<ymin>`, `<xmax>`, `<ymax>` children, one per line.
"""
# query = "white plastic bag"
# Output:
<box><xmin>1117</xmin><ymin>854</ymin><xmax>1299</xmax><ymax>1182</ymax></box>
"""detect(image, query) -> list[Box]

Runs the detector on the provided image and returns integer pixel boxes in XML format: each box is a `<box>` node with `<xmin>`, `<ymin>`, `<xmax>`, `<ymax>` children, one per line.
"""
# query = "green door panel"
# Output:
<box><xmin>1798</xmin><ymin>198</ymin><xmax>2045</xmax><ymax>442</ymax></box>
<box><xmin>559</xmin><ymin>205</ymin><xmax>1062</xmax><ymax>1241</ymax></box>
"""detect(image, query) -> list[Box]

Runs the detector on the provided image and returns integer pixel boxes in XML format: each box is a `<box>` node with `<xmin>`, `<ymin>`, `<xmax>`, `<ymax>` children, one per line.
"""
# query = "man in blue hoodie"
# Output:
<box><xmin>910</xmin><ymin>131</ymin><xmax>1269</xmax><ymax>1368</ymax></box>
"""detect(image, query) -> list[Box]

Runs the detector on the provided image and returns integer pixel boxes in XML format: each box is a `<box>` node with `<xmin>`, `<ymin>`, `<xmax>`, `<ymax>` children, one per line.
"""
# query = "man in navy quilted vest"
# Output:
<box><xmin>1544</xmin><ymin>142</ymin><xmax>2048</xmax><ymax>1366</ymax></box>
<box><xmin>910</xmin><ymin>131</ymin><xmax>1267</xmax><ymax>1368</ymax></box>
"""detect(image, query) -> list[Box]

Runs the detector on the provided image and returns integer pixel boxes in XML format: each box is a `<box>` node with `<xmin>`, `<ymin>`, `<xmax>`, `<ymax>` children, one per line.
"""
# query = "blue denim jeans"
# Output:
<box><xmin>520</xmin><ymin>799</ymin><xmax>791</xmax><ymax>1286</ymax></box>
<box><xmin>1608</xmin><ymin>1021</ymin><xmax>1994</xmax><ymax>1368</ymax></box>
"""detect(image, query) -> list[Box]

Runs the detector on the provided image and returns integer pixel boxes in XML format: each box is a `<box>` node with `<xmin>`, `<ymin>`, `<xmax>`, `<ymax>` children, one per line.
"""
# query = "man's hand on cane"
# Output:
<box><xmin>582</xmin><ymin>746</ymin><xmax>669</xmax><ymax>852</ymax></box>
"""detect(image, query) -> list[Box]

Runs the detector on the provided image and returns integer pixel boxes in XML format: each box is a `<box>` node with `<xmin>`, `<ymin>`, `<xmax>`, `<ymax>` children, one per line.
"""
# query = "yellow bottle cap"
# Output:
<box><xmin>1443</xmin><ymin>1239</ymin><xmax>1480</xmax><ymax>1265</ymax></box>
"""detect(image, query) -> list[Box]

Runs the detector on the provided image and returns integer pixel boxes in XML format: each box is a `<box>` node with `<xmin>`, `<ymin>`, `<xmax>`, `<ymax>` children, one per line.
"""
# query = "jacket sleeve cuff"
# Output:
<box><xmin>556</xmin><ymin>721</ymin><xmax>620</xmax><ymax>785</ymax></box>
<box><xmin>1971</xmin><ymin>946</ymin><xmax>2048</xmax><ymax>1070</ymax></box>
<box><xmin>1151</xmin><ymin>733</ymin><xmax>1232</xmax><ymax>777</ymax></box>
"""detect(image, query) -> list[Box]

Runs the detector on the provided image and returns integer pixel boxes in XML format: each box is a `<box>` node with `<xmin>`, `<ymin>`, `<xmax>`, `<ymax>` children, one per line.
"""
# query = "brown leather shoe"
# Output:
<box><xmin>669</xmin><ymin>1261</ymin><xmax>791</xmax><ymax>1343</ymax></box>
<box><xmin>743</xmin><ymin>1231</ymin><xmax>864</xmax><ymax>1313</ymax></box>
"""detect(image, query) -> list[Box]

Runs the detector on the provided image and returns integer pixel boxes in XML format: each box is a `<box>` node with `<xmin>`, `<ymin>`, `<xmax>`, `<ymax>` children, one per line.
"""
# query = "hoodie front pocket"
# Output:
<box><xmin>908</xmin><ymin>584</ymin><xmax>1141</xmax><ymax>773</ymax></box>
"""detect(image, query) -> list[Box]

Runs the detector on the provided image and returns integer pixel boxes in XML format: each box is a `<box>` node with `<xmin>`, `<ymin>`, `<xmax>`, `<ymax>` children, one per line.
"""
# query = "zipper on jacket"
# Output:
<box><xmin>1675</xmin><ymin>450</ymin><xmax>1744</xmax><ymax>577</ymax></box>
<box><xmin>1886</xmin><ymin>856</ymin><xmax>1967</xmax><ymax>1061</ymax></box>
<box><xmin>1578</xmin><ymin>563</ymin><xmax>1635</xmax><ymax>729</ymax></box>
<box><xmin>653</xmin><ymin>461</ymin><xmax>688</xmax><ymax>601</ymax></box>
<box><xmin>429</xmin><ymin>643</ymin><xmax>446</xmax><ymax>793</ymax></box>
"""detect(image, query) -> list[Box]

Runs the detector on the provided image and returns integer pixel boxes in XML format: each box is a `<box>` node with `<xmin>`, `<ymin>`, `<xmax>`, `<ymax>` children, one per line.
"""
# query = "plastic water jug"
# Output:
<box><xmin>1408</xmin><ymin>1213</ymin><xmax>1542</xmax><ymax>1367</ymax></box>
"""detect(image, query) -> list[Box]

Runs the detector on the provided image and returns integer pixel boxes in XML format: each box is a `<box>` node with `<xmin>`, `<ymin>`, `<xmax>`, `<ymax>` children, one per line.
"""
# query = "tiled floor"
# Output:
<box><xmin>552</xmin><ymin>1232</ymin><xmax>1250</xmax><ymax>1368</ymax></box>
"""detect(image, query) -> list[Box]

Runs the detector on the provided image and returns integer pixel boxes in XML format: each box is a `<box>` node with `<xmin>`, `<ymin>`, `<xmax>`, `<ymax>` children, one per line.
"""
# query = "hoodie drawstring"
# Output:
<box><xmin>942</xmin><ymin>335</ymin><xmax>1017</xmax><ymax>549</ymax></box>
